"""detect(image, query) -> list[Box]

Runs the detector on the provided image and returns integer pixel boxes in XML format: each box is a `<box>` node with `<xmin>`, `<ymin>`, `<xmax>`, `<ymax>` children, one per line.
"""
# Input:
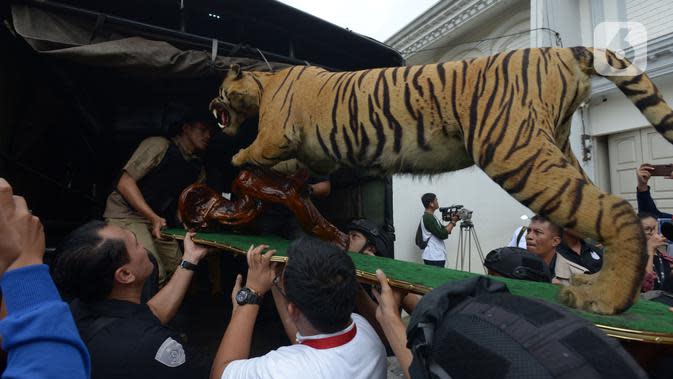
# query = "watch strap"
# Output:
<box><xmin>238</xmin><ymin>287</ymin><xmax>263</xmax><ymax>305</ymax></box>
<box><xmin>179</xmin><ymin>260</ymin><xmax>198</xmax><ymax>271</ymax></box>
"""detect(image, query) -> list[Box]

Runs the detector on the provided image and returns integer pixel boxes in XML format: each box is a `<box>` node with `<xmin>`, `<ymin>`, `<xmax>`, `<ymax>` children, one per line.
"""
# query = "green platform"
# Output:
<box><xmin>162</xmin><ymin>228</ymin><xmax>673</xmax><ymax>344</ymax></box>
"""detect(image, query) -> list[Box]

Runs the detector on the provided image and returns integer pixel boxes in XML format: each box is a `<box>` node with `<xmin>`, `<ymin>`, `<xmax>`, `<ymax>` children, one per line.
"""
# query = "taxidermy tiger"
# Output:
<box><xmin>210</xmin><ymin>47</ymin><xmax>673</xmax><ymax>315</ymax></box>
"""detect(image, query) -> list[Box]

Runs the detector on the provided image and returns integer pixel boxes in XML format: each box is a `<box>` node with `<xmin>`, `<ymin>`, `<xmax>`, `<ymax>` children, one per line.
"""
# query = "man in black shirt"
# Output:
<box><xmin>556</xmin><ymin>229</ymin><xmax>603</xmax><ymax>274</ymax></box>
<box><xmin>52</xmin><ymin>221</ymin><xmax>211</xmax><ymax>379</ymax></box>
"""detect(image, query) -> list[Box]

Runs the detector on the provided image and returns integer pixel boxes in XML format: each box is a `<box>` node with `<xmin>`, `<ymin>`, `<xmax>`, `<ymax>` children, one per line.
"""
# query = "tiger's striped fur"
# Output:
<box><xmin>210</xmin><ymin>47</ymin><xmax>673</xmax><ymax>314</ymax></box>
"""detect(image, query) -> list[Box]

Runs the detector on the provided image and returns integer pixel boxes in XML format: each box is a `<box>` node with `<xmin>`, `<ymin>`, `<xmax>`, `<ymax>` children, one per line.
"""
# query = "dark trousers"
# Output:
<box><xmin>424</xmin><ymin>260</ymin><xmax>445</xmax><ymax>268</ymax></box>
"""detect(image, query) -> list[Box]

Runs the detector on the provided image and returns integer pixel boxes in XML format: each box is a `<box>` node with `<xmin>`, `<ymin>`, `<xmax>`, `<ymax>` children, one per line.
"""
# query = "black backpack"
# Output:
<box><xmin>407</xmin><ymin>276</ymin><xmax>647</xmax><ymax>379</ymax></box>
<box><xmin>415</xmin><ymin>221</ymin><xmax>430</xmax><ymax>250</ymax></box>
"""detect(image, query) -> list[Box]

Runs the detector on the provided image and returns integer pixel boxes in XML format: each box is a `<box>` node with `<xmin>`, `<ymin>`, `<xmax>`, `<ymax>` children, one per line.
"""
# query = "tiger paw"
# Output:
<box><xmin>558</xmin><ymin>284</ymin><xmax>623</xmax><ymax>315</ymax></box>
<box><xmin>569</xmin><ymin>272</ymin><xmax>598</xmax><ymax>287</ymax></box>
<box><xmin>232</xmin><ymin>149</ymin><xmax>249</xmax><ymax>167</ymax></box>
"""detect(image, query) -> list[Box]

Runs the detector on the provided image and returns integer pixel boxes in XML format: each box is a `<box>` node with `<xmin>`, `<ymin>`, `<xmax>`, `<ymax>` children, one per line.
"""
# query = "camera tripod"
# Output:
<box><xmin>454</xmin><ymin>220</ymin><xmax>486</xmax><ymax>273</ymax></box>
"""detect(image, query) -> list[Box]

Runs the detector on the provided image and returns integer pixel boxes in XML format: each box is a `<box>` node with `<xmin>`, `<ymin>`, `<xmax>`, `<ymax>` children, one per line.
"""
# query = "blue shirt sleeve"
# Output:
<box><xmin>0</xmin><ymin>265</ymin><xmax>90</xmax><ymax>379</ymax></box>
<box><xmin>637</xmin><ymin>186</ymin><xmax>673</xmax><ymax>218</ymax></box>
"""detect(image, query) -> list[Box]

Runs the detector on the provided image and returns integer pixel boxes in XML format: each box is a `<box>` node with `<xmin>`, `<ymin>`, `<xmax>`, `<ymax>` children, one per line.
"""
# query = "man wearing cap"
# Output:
<box><xmin>103</xmin><ymin>110</ymin><xmax>215</xmax><ymax>284</ymax></box>
<box><xmin>346</xmin><ymin>218</ymin><xmax>394</xmax><ymax>258</ymax></box>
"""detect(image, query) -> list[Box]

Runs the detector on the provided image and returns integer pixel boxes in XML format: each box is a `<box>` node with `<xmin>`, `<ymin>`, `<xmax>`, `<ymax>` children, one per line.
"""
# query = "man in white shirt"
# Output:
<box><xmin>419</xmin><ymin>193</ymin><xmax>459</xmax><ymax>267</ymax></box>
<box><xmin>507</xmin><ymin>225</ymin><xmax>528</xmax><ymax>249</ymax></box>
<box><xmin>210</xmin><ymin>238</ymin><xmax>387</xmax><ymax>379</ymax></box>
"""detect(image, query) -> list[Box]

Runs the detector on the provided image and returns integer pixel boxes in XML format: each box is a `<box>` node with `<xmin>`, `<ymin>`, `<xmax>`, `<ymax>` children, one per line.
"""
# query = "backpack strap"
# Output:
<box><xmin>420</xmin><ymin>219</ymin><xmax>431</xmax><ymax>245</ymax></box>
<box><xmin>515</xmin><ymin>226</ymin><xmax>526</xmax><ymax>245</ymax></box>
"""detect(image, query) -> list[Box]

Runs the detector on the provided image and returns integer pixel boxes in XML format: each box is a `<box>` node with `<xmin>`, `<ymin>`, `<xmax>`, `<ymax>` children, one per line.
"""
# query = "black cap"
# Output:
<box><xmin>484</xmin><ymin>247</ymin><xmax>551</xmax><ymax>282</ymax></box>
<box><xmin>347</xmin><ymin>218</ymin><xmax>393</xmax><ymax>258</ymax></box>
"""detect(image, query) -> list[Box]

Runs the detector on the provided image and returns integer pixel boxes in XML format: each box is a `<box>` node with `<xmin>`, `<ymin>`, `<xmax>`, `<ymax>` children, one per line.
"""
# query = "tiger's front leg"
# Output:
<box><xmin>232</xmin><ymin>124</ymin><xmax>296</xmax><ymax>168</ymax></box>
<box><xmin>231</xmin><ymin>146</ymin><xmax>251</xmax><ymax>167</ymax></box>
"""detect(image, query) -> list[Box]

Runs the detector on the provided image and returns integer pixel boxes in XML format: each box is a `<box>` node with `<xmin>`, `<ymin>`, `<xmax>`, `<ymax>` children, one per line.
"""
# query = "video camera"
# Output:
<box><xmin>438</xmin><ymin>205</ymin><xmax>473</xmax><ymax>223</ymax></box>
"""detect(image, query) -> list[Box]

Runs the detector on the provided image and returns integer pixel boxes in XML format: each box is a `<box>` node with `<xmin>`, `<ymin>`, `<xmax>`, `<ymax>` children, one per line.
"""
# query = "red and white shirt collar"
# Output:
<box><xmin>296</xmin><ymin>320</ymin><xmax>357</xmax><ymax>349</ymax></box>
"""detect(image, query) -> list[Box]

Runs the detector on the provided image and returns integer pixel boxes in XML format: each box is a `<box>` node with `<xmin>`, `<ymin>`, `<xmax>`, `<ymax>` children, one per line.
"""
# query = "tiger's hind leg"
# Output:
<box><xmin>481</xmin><ymin>138</ymin><xmax>646</xmax><ymax>314</ymax></box>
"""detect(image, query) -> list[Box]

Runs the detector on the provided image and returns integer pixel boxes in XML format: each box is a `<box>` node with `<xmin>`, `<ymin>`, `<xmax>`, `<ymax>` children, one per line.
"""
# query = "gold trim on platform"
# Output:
<box><xmin>355</xmin><ymin>269</ymin><xmax>433</xmax><ymax>294</ymax></box>
<box><xmin>164</xmin><ymin>232</ymin><xmax>291</xmax><ymax>263</ymax></box>
<box><xmin>162</xmin><ymin>231</ymin><xmax>673</xmax><ymax>345</ymax></box>
<box><xmin>595</xmin><ymin>324</ymin><xmax>673</xmax><ymax>344</ymax></box>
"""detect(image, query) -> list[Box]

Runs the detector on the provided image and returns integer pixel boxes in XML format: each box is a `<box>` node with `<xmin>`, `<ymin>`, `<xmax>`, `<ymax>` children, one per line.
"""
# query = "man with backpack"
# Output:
<box><xmin>370</xmin><ymin>270</ymin><xmax>648</xmax><ymax>379</ymax></box>
<box><xmin>415</xmin><ymin>193</ymin><xmax>459</xmax><ymax>267</ymax></box>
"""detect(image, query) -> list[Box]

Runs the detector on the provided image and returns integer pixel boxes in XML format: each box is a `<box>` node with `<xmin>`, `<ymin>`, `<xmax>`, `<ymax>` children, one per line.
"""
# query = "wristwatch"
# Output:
<box><xmin>179</xmin><ymin>260</ymin><xmax>198</xmax><ymax>271</ymax></box>
<box><xmin>236</xmin><ymin>287</ymin><xmax>263</xmax><ymax>305</ymax></box>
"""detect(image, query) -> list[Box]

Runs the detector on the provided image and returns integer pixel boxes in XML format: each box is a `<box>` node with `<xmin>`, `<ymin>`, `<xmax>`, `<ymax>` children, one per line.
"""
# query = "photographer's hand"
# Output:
<box><xmin>445</xmin><ymin>214</ymin><xmax>460</xmax><ymax>232</ymax></box>
<box><xmin>637</xmin><ymin>164</ymin><xmax>654</xmax><ymax>192</ymax></box>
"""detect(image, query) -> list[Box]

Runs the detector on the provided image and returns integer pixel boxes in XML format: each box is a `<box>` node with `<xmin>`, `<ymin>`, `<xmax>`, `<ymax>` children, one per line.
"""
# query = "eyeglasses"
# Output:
<box><xmin>643</xmin><ymin>226</ymin><xmax>657</xmax><ymax>236</ymax></box>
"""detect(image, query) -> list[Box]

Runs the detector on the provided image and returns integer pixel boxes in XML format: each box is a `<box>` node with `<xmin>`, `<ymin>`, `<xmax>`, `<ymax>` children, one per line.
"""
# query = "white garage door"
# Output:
<box><xmin>608</xmin><ymin>127</ymin><xmax>673</xmax><ymax>214</ymax></box>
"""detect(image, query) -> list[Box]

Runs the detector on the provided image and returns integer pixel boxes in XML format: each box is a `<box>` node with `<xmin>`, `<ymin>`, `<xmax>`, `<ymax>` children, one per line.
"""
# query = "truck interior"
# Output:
<box><xmin>0</xmin><ymin>0</ymin><xmax>404</xmax><ymax>358</ymax></box>
<box><xmin>0</xmin><ymin>0</ymin><xmax>403</xmax><ymax>250</ymax></box>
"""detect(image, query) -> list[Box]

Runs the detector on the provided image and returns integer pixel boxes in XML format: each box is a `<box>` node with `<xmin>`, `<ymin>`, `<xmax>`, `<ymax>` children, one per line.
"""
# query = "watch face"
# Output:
<box><xmin>236</xmin><ymin>288</ymin><xmax>249</xmax><ymax>305</ymax></box>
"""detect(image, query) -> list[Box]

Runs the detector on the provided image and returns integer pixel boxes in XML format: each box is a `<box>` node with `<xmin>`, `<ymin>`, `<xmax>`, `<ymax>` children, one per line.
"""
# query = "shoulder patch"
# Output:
<box><xmin>154</xmin><ymin>337</ymin><xmax>186</xmax><ymax>367</ymax></box>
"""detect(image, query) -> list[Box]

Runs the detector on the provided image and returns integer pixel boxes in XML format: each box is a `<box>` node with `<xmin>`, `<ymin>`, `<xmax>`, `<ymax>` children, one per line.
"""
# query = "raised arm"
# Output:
<box><xmin>372</xmin><ymin>269</ymin><xmax>412</xmax><ymax>379</ymax></box>
<box><xmin>211</xmin><ymin>245</ymin><xmax>277</xmax><ymax>379</ymax></box>
<box><xmin>0</xmin><ymin>178</ymin><xmax>90</xmax><ymax>379</ymax></box>
<box><xmin>146</xmin><ymin>232</ymin><xmax>208</xmax><ymax>324</ymax></box>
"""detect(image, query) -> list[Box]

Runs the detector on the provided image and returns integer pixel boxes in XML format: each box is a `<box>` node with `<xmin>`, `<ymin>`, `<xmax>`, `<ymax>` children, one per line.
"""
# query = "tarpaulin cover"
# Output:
<box><xmin>10</xmin><ymin>4</ymin><xmax>289</xmax><ymax>78</ymax></box>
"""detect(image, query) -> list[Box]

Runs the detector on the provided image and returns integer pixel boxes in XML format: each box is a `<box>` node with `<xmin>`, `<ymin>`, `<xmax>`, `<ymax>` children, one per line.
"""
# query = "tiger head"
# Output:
<box><xmin>209</xmin><ymin>64</ymin><xmax>263</xmax><ymax>136</ymax></box>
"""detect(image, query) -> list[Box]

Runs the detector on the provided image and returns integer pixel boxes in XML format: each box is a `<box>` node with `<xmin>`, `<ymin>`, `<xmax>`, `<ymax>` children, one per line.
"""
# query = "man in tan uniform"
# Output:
<box><xmin>104</xmin><ymin>110</ymin><xmax>214</xmax><ymax>284</ymax></box>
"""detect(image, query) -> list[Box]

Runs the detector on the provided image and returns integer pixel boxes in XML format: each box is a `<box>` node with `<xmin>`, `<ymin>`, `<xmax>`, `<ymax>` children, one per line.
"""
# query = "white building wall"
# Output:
<box><xmin>392</xmin><ymin>168</ymin><xmax>533</xmax><ymax>271</ymax></box>
<box><xmin>626</xmin><ymin>0</ymin><xmax>673</xmax><ymax>41</ymax></box>
<box><xmin>589</xmin><ymin>75</ymin><xmax>673</xmax><ymax>135</ymax></box>
<box><xmin>392</xmin><ymin>1</ymin><xmax>536</xmax><ymax>268</ymax></box>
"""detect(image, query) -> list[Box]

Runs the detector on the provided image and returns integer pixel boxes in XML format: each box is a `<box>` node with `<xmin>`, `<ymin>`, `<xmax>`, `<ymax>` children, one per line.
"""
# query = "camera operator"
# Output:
<box><xmin>419</xmin><ymin>193</ymin><xmax>459</xmax><ymax>267</ymax></box>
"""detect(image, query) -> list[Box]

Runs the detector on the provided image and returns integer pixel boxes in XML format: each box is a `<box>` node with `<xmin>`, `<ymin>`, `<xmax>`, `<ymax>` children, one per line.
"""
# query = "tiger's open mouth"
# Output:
<box><xmin>212</xmin><ymin>108</ymin><xmax>230</xmax><ymax>130</ymax></box>
<box><xmin>209</xmin><ymin>100</ymin><xmax>230</xmax><ymax>130</ymax></box>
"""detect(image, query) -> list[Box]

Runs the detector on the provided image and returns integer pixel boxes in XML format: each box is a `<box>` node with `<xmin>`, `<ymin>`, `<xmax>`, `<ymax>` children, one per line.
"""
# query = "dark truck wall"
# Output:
<box><xmin>0</xmin><ymin>0</ymin><xmax>400</xmax><ymax>250</ymax></box>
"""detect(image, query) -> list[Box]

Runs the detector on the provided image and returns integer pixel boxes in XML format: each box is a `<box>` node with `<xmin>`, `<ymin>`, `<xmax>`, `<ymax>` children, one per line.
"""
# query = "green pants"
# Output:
<box><xmin>107</xmin><ymin>218</ymin><xmax>182</xmax><ymax>284</ymax></box>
